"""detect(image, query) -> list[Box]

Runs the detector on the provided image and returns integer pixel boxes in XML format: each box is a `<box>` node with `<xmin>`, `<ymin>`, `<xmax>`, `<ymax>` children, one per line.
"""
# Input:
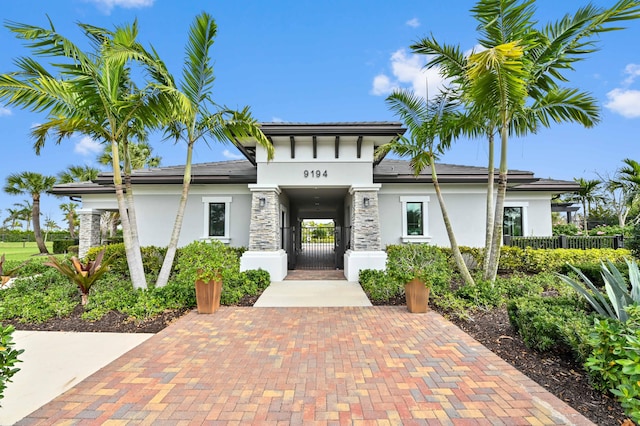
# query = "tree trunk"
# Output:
<box><xmin>482</xmin><ymin>130</ymin><xmax>495</xmax><ymax>280</ymax></box>
<box><xmin>486</xmin><ymin>124</ymin><xmax>509</xmax><ymax>283</ymax></box>
<box><xmin>582</xmin><ymin>200</ymin><xmax>588</xmax><ymax>232</ymax></box>
<box><xmin>111</xmin><ymin>140</ymin><xmax>147</xmax><ymax>289</ymax></box>
<box><xmin>32</xmin><ymin>196</ymin><xmax>48</xmax><ymax>254</ymax></box>
<box><xmin>431</xmin><ymin>158</ymin><xmax>475</xmax><ymax>287</ymax></box>
<box><xmin>156</xmin><ymin>144</ymin><xmax>194</xmax><ymax>287</ymax></box>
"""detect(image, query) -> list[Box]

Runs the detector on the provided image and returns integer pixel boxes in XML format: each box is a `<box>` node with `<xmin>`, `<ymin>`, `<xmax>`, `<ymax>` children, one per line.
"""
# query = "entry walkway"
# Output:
<box><xmin>17</xmin><ymin>306</ymin><xmax>593</xmax><ymax>424</ymax></box>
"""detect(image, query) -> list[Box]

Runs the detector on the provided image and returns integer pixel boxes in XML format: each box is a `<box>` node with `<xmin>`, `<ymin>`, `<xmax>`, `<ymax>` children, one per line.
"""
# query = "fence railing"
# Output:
<box><xmin>504</xmin><ymin>234</ymin><xmax>625</xmax><ymax>250</ymax></box>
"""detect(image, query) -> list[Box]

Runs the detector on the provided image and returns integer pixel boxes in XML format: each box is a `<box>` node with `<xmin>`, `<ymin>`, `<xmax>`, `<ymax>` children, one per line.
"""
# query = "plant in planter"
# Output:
<box><xmin>387</xmin><ymin>244</ymin><xmax>450</xmax><ymax>313</ymax></box>
<box><xmin>0</xmin><ymin>254</ymin><xmax>27</xmax><ymax>287</ymax></box>
<box><xmin>195</xmin><ymin>268</ymin><xmax>223</xmax><ymax>314</ymax></box>
<box><xmin>44</xmin><ymin>249</ymin><xmax>112</xmax><ymax>305</ymax></box>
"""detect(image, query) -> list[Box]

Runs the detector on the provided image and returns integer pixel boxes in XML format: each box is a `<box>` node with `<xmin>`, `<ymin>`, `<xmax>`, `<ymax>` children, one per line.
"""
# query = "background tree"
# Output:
<box><xmin>3</xmin><ymin>172</ymin><xmax>56</xmax><ymax>253</ymax></box>
<box><xmin>3</xmin><ymin>207</ymin><xmax>23</xmax><ymax>230</ymax></box>
<box><xmin>59</xmin><ymin>202</ymin><xmax>78</xmax><ymax>238</ymax></box>
<box><xmin>574</xmin><ymin>177</ymin><xmax>602</xmax><ymax>231</ymax></box>
<box><xmin>98</xmin><ymin>140</ymin><xmax>161</xmax><ymax>170</ymax></box>
<box><xmin>11</xmin><ymin>201</ymin><xmax>32</xmax><ymax>232</ymax></box>
<box><xmin>57</xmin><ymin>165</ymin><xmax>100</xmax><ymax>184</ymax></box>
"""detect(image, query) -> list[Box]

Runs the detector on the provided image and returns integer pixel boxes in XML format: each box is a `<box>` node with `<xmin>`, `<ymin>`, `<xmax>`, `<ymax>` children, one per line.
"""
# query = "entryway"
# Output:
<box><xmin>253</xmin><ymin>280</ymin><xmax>372</xmax><ymax>307</ymax></box>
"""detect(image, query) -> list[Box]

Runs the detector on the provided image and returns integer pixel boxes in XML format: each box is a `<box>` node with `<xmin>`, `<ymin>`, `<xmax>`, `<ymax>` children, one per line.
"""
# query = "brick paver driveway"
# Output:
<box><xmin>19</xmin><ymin>307</ymin><xmax>593</xmax><ymax>425</ymax></box>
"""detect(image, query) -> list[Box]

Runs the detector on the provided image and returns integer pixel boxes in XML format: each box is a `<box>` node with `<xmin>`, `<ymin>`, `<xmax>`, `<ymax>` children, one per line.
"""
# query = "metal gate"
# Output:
<box><xmin>282</xmin><ymin>225</ymin><xmax>351</xmax><ymax>270</ymax></box>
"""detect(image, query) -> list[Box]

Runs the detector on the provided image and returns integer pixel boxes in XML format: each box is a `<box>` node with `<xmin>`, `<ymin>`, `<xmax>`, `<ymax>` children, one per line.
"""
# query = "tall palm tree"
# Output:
<box><xmin>412</xmin><ymin>0</ymin><xmax>640</xmax><ymax>282</ymax></box>
<box><xmin>0</xmin><ymin>20</ymin><xmax>173</xmax><ymax>288</ymax></box>
<box><xmin>59</xmin><ymin>202</ymin><xmax>78</xmax><ymax>238</ymax></box>
<box><xmin>574</xmin><ymin>178</ymin><xmax>602</xmax><ymax>232</ymax></box>
<box><xmin>137</xmin><ymin>13</ymin><xmax>274</xmax><ymax>288</ymax></box>
<box><xmin>12</xmin><ymin>200</ymin><xmax>32</xmax><ymax>232</ymax></box>
<box><xmin>57</xmin><ymin>165</ymin><xmax>100</xmax><ymax>184</ymax></box>
<box><xmin>3</xmin><ymin>207</ymin><xmax>23</xmax><ymax>230</ymax></box>
<box><xmin>3</xmin><ymin>172</ymin><xmax>57</xmax><ymax>253</ymax></box>
<box><xmin>377</xmin><ymin>89</ymin><xmax>475</xmax><ymax>287</ymax></box>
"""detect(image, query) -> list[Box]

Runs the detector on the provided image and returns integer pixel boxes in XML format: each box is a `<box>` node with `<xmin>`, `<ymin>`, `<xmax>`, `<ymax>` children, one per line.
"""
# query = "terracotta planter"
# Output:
<box><xmin>195</xmin><ymin>278</ymin><xmax>223</xmax><ymax>314</ymax></box>
<box><xmin>404</xmin><ymin>278</ymin><xmax>429</xmax><ymax>313</ymax></box>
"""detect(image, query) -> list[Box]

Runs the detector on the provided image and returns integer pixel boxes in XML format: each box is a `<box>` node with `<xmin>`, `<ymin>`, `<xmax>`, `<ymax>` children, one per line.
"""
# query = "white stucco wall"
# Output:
<box><xmin>80</xmin><ymin>184</ymin><xmax>252</xmax><ymax>248</ymax></box>
<box><xmin>378</xmin><ymin>184</ymin><xmax>554</xmax><ymax>248</ymax></box>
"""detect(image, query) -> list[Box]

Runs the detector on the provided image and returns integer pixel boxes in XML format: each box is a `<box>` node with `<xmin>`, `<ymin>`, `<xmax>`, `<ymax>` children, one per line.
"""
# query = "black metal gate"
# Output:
<box><xmin>282</xmin><ymin>225</ymin><xmax>351</xmax><ymax>270</ymax></box>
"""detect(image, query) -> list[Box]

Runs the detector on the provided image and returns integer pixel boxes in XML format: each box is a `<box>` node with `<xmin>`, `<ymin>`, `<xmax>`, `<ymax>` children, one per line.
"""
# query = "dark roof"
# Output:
<box><xmin>49</xmin><ymin>159</ymin><xmax>577</xmax><ymax>196</ymax></box>
<box><xmin>259</xmin><ymin>122</ymin><xmax>405</xmax><ymax>137</ymax></box>
<box><xmin>373</xmin><ymin>159</ymin><xmax>537</xmax><ymax>185</ymax></box>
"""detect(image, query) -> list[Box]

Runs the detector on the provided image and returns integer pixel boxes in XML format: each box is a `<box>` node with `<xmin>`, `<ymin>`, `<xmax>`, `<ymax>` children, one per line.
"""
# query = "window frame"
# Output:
<box><xmin>503</xmin><ymin>201</ymin><xmax>529</xmax><ymax>237</ymax></box>
<box><xmin>400</xmin><ymin>196</ymin><xmax>431</xmax><ymax>243</ymax></box>
<box><xmin>202</xmin><ymin>196</ymin><xmax>232</xmax><ymax>243</ymax></box>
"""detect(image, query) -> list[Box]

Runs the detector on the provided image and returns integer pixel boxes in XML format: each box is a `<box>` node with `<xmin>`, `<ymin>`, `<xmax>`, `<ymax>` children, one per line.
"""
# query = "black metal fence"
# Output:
<box><xmin>504</xmin><ymin>234</ymin><xmax>625</xmax><ymax>250</ymax></box>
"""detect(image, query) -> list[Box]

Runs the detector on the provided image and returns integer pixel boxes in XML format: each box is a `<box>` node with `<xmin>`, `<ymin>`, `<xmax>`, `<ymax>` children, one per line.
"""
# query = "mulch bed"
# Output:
<box><xmin>7</xmin><ymin>294</ymin><xmax>633</xmax><ymax>425</ymax></box>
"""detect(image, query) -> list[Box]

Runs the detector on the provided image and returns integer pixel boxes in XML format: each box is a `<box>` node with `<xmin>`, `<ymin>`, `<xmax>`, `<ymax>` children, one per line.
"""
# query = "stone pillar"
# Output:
<box><xmin>240</xmin><ymin>185</ymin><xmax>288</xmax><ymax>281</ymax></box>
<box><xmin>78</xmin><ymin>208</ymin><xmax>102</xmax><ymax>258</ymax></box>
<box><xmin>248</xmin><ymin>188</ymin><xmax>281</xmax><ymax>251</ymax></box>
<box><xmin>344</xmin><ymin>185</ymin><xmax>387</xmax><ymax>281</ymax></box>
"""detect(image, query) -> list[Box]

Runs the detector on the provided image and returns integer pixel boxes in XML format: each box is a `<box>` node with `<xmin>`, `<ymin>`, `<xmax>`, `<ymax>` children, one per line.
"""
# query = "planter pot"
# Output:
<box><xmin>404</xmin><ymin>278</ymin><xmax>429</xmax><ymax>313</ymax></box>
<box><xmin>195</xmin><ymin>278</ymin><xmax>223</xmax><ymax>314</ymax></box>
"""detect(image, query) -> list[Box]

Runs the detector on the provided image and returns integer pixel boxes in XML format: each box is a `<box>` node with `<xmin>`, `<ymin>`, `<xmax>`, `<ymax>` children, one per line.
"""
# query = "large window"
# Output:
<box><xmin>202</xmin><ymin>196</ymin><xmax>232</xmax><ymax>242</ymax></box>
<box><xmin>400</xmin><ymin>196</ymin><xmax>430</xmax><ymax>243</ymax></box>
<box><xmin>503</xmin><ymin>204</ymin><xmax>527</xmax><ymax>237</ymax></box>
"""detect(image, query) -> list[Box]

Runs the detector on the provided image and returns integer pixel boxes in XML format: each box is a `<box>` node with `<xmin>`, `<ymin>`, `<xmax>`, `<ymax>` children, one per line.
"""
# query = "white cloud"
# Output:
<box><xmin>87</xmin><ymin>0</ymin><xmax>154</xmax><ymax>13</ymax></box>
<box><xmin>371</xmin><ymin>49</ymin><xmax>449</xmax><ymax>99</ymax></box>
<box><xmin>406</xmin><ymin>18</ymin><xmax>420</xmax><ymax>28</ymax></box>
<box><xmin>74</xmin><ymin>136</ymin><xmax>103</xmax><ymax>156</ymax></box>
<box><xmin>623</xmin><ymin>63</ymin><xmax>640</xmax><ymax>86</ymax></box>
<box><xmin>0</xmin><ymin>107</ymin><xmax>12</xmax><ymax>117</ymax></box>
<box><xmin>605</xmin><ymin>88</ymin><xmax>640</xmax><ymax>118</ymax></box>
<box><xmin>271</xmin><ymin>117</ymin><xmax>285</xmax><ymax>123</ymax></box>
<box><xmin>223</xmin><ymin>149</ymin><xmax>244</xmax><ymax>160</ymax></box>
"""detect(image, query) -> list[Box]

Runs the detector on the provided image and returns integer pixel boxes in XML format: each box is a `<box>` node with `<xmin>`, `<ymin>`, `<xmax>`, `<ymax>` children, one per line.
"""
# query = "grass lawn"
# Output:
<box><xmin>0</xmin><ymin>241</ymin><xmax>54</xmax><ymax>261</ymax></box>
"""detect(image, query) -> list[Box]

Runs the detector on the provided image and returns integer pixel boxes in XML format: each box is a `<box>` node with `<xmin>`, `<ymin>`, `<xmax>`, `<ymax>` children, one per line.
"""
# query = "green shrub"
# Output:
<box><xmin>588</xmin><ymin>225</ymin><xmax>632</xmax><ymax>237</ymax></box>
<box><xmin>52</xmin><ymin>239</ymin><xmax>79</xmax><ymax>254</ymax></box>
<box><xmin>628</xmin><ymin>223</ymin><xmax>640</xmax><ymax>260</ymax></box>
<box><xmin>0</xmin><ymin>324</ymin><xmax>24</xmax><ymax>407</ymax></box>
<box><xmin>553</xmin><ymin>224</ymin><xmax>580</xmax><ymax>236</ymax></box>
<box><xmin>359</xmin><ymin>269</ymin><xmax>403</xmax><ymax>303</ymax></box>
<box><xmin>585</xmin><ymin>305</ymin><xmax>640</xmax><ymax>422</ymax></box>
<box><xmin>507</xmin><ymin>295</ymin><xmax>592</xmax><ymax>360</ymax></box>
<box><xmin>220</xmin><ymin>269</ymin><xmax>270</xmax><ymax>305</ymax></box>
<box><xmin>0</xmin><ymin>270</ymin><xmax>78</xmax><ymax>322</ymax></box>
<box><xmin>85</xmin><ymin>244</ymin><xmax>167</xmax><ymax>280</ymax></box>
<box><xmin>498</xmin><ymin>246</ymin><xmax>631</xmax><ymax>273</ymax></box>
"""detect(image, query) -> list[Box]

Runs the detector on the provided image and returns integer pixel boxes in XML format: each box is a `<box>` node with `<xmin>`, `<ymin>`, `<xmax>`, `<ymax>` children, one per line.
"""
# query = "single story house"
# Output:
<box><xmin>50</xmin><ymin>122</ymin><xmax>578</xmax><ymax>281</ymax></box>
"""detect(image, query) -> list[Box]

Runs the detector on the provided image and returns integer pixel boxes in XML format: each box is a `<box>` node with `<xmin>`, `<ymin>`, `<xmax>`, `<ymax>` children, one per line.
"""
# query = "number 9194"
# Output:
<box><xmin>304</xmin><ymin>170</ymin><xmax>328</xmax><ymax>178</ymax></box>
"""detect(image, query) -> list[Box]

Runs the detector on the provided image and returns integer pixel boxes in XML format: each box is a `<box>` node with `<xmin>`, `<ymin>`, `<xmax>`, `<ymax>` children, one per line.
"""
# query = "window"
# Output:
<box><xmin>502</xmin><ymin>205</ymin><xmax>526</xmax><ymax>237</ymax></box>
<box><xmin>400</xmin><ymin>196</ymin><xmax>430</xmax><ymax>243</ymax></box>
<box><xmin>202</xmin><ymin>197</ymin><xmax>232</xmax><ymax>242</ymax></box>
<box><xmin>209</xmin><ymin>203</ymin><xmax>226</xmax><ymax>236</ymax></box>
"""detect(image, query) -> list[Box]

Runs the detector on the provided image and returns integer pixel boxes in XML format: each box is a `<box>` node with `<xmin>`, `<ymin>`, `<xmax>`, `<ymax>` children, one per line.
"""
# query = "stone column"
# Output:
<box><xmin>344</xmin><ymin>184</ymin><xmax>386</xmax><ymax>281</ymax></box>
<box><xmin>240</xmin><ymin>185</ymin><xmax>288</xmax><ymax>281</ymax></box>
<box><xmin>78</xmin><ymin>208</ymin><xmax>102</xmax><ymax>258</ymax></box>
<box><xmin>350</xmin><ymin>187</ymin><xmax>382</xmax><ymax>251</ymax></box>
<box><xmin>248</xmin><ymin>187</ymin><xmax>281</xmax><ymax>251</ymax></box>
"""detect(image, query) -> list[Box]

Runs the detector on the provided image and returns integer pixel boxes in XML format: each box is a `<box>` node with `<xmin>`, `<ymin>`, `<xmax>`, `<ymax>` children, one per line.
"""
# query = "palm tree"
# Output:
<box><xmin>140</xmin><ymin>13</ymin><xmax>274</xmax><ymax>287</ymax></box>
<box><xmin>3</xmin><ymin>207</ymin><xmax>23</xmax><ymax>230</ymax></box>
<box><xmin>58</xmin><ymin>165</ymin><xmax>100</xmax><ymax>184</ymax></box>
<box><xmin>98</xmin><ymin>140</ymin><xmax>161</xmax><ymax>170</ymax></box>
<box><xmin>0</xmin><ymin>20</ymin><xmax>173</xmax><ymax>288</ymax></box>
<box><xmin>412</xmin><ymin>0</ymin><xmax>640</xmax><ymax>282</ymax></box>
<box><xmin>59</xmin><ymin>202</ymin><xmax>78</xmax><ymax>238</ymax></box>
<box><xmin>377</xmin><ymin>89</ymin><xmax>475</xmax><ymax>287</ymax></box>
<box><xmin>574</xmin><ymin>178</ymin><xmax>602</xmax><ymax>231</ymax></box>
<box><xmin>12</xmin><ymin>201</ymin><xmax>32</xmax><ymax>232</ymax></box>
<box><xmin>4</xmin><ymin>172</ymin><xmax>57</xmax><ymax>253</ymax></box>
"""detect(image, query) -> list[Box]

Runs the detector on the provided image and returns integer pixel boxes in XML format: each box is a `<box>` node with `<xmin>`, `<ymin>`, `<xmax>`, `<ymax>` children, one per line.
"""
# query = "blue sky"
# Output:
<box><xmin>0</xmin><ymin>0</ymin><xmax>639</xmax><ymax>227</ymax></box>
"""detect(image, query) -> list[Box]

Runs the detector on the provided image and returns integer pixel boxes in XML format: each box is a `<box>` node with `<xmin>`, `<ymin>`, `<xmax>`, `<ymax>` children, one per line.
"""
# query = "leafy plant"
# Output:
<box><xmin>386</xmin><ymin>244</ymin><xmax>451</xmax><ymax>287</ymax></box>
<box><xmin>557</xmin><ymin>259</ymin><xmax>640</xmax><ymax>322</ymax></box>
<box><xmin>44</xmin><ymin>249</ymin><xmax>113</xmax><ymax>305</ymax></box>
<box><xmin>0</xmin><ymin>254</ymin><xmax>27</xmax><ymax>284</ymax></box>
<box><xmin>0</xmin><ymin>324</ymin><xmax>24</xmax><ymax>407</ymax></box>
<box><xmin>359</xmin><ymin>269</ymin><xmax>404</xmax><ymax>303</ymax></box>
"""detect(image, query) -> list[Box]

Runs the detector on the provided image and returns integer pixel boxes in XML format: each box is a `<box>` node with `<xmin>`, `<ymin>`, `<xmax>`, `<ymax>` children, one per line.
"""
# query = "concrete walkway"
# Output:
<box><xmin>7</xmin><ymin>281</ymin><xmax>594</xmax><ymax>424</ymax></box>
<box><xmin>254</xmin><ymin>280</ymin><xmax>372</xmax><ymax>307</ymax></box>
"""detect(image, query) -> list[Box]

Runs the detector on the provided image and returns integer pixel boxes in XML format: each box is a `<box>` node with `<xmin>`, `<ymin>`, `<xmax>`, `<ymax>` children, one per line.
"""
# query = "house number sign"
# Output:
<box><xmin>303</xmin><ymin>170</ymin><xmax>328</xmax><ymax>178</ymax></box>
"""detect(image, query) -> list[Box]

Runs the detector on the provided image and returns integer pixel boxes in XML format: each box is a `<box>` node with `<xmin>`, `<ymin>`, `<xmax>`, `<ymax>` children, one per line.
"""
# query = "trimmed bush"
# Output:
<box><xmin>507</xmin><ymin>295</ymin><xmax>592</xmax><ymax>360</ymax></box>
<box><xmin>359</xmin><ymin>269</ymin><xmax>403</xmax><ymax>303</ymax></box>
<box><xmin>52</xmin><ymin>239</ymin><xmax>79</xmax><ymax>254</ymax></box>
<box><xmin>498</xmin><ymin>246</ymin><xmax>632</xmax><ymax>273</ymax></box>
